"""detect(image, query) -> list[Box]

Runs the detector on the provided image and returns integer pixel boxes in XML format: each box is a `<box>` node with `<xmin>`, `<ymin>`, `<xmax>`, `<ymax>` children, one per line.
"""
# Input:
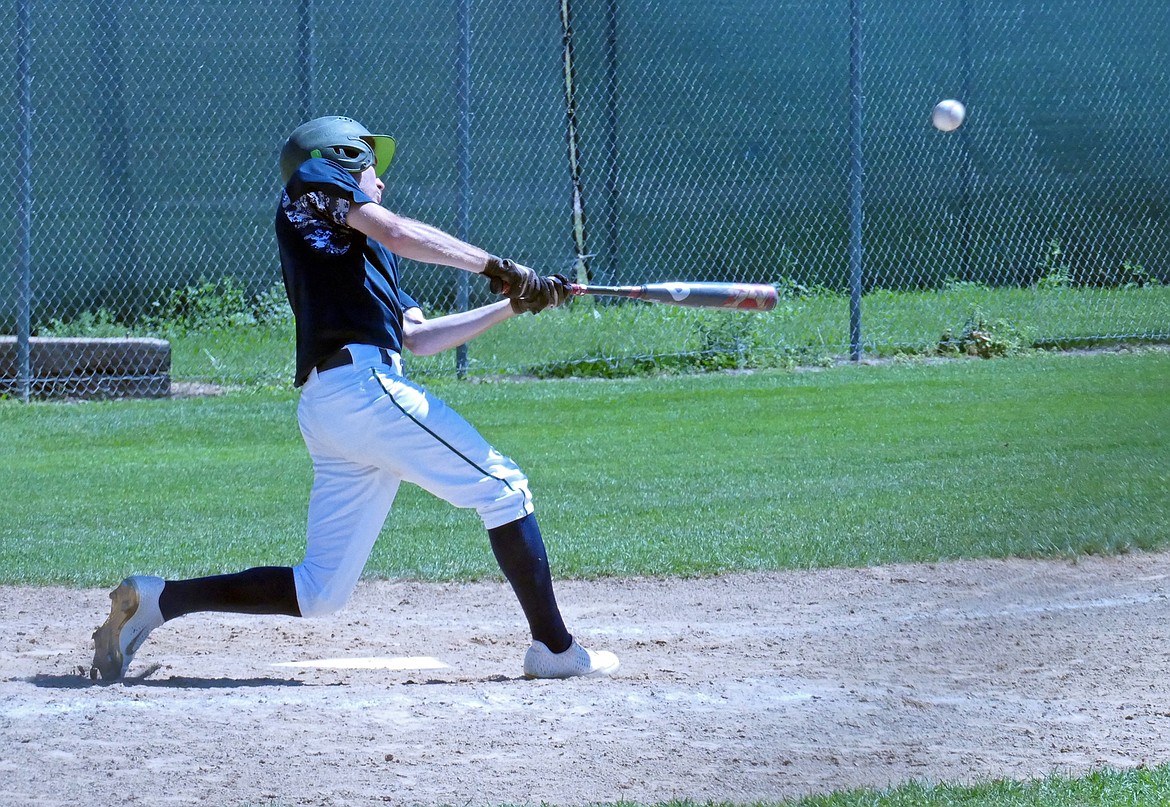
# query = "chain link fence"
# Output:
<box><xmin>4</xmin><ymin>0</ymin><xmax>1168</xmax><ymax>396</ymax></box>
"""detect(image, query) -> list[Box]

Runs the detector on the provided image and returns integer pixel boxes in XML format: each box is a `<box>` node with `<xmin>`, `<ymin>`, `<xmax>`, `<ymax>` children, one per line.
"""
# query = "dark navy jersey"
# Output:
<box><xmin>275</xmin><ymin>158</ymin><xmax>420</xmax><ymax>386</ymax></box>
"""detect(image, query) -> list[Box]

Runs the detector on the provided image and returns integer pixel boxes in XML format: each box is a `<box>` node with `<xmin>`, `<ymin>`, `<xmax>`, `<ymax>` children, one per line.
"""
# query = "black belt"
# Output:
<box><xmin>316</xmin><ymin>346</ymin><xmax>397</xmax><ymax>374</ymax></box>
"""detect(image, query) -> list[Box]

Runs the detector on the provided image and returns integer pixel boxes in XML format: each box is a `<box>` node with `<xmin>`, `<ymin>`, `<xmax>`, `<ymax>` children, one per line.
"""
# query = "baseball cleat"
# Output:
<box><xmin>90</xmin><ymin>575</ymin><xmax>165</xmax><ymax>681</ymax></box>
<box><xmin>522</xmin><ymin>639</ymin><xmax>620</xmax><ymax>679</ymax></box>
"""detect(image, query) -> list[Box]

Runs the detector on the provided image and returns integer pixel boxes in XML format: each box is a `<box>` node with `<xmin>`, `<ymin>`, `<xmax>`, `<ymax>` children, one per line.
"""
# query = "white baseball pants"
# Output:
<box><xmin>292</xmin><ymin>344</ymin><xmax>534</xmax><ymax>617</ymax></box>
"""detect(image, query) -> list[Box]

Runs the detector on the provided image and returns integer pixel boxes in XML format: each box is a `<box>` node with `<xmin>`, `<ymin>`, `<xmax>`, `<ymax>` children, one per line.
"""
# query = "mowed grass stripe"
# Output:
<box><xmin>0</xmin><ymin>350</ymin><xmax>1165</xmax><ymax>586</ymax></box>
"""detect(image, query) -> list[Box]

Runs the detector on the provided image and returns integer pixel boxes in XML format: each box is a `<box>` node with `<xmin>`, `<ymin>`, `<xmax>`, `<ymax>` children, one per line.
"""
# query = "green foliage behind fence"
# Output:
<box><xmin>34</xmin><ymin>278</ymin><xmax>1170</xmax><ymax>386</ymax></box>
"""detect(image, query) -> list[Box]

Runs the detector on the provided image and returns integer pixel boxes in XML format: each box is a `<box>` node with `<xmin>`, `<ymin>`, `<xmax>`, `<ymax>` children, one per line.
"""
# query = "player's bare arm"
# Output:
<box><xmin>347</xmin><ymin>200</ymin><xmax>493</xmax><ymax>274</ymax></box>
<box><xmin>401</xmin><ymin>301</ymin><xmax>515</xmax><ymax>356</ymax></box>
<box><xmin>346</xmin><ymin>199</ymin><xmax>562</xmax><ymax>310</ymax></box>
<box><xmin>345</xmin><ymin>168</ymin><xmax>561</xmax><ymax>306</ymax></box>
<box><xmin>348</xmin><ymin>201</ymin><xmax>571</xmax><ymax>315</ymax></box>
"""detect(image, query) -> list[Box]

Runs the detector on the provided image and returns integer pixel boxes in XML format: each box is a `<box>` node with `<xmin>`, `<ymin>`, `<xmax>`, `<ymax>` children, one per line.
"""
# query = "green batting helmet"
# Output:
<box><xmin>279</xmin><ymin>116</ymin><xmax>397</xmax><ymax>183</ymax></box>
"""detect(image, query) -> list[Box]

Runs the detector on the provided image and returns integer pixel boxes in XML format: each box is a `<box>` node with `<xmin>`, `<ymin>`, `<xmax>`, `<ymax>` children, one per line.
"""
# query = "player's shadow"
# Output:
<box><xmin>25</xmin><ymin>670</ymin><xmax>525</xmax><ymax>689</ymax></box>
<box><xmin>26</xmin><ymin>669</ymin><xmax>308</xmax><ymax>689</ymax></box>
<box><xmin>399</xmin><ymin>674</ymin><xmax>519</xmax><ymax>686</ymax></box>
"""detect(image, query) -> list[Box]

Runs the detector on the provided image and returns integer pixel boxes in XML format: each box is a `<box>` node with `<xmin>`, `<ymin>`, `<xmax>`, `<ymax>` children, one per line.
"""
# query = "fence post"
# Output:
<box><xmin>601</xmin><ymin>0</ymin><xmax>621</xmax><ymax>286</ymax></box>
<box><xmin>559</xmin><ymin>0</ymin><xmax>589</xmax><ymax>285</ymax></box>
<box><xmin>455</xmin><ymin>0</ymin><xmax>472</xmax><ymax>379</ymax></box>
<box><xmin>848</xmin><ymin>0</ymin><xmax>866</xmax><ymax>361</ymax></box>
<box><xmin>296</xmin><ymin>0</ymin><xmax>315</xmax><ymax>121</ymax></box>
<box><xmin>17</xmin><ymin>0</ymin><xmax>34</xmax><ymax>402</ymax></box>
<box><xmin>958</xmin><ymin>0</ymin><xmax>975</xmax><ymax>280</ymax></box>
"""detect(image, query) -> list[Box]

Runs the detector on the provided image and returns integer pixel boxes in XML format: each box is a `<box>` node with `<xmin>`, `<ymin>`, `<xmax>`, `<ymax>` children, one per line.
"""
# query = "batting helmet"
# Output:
<box><xmin>279</xmin><ymin>116</ymin><xmax>397</xmax><ymax>183</ymax></box>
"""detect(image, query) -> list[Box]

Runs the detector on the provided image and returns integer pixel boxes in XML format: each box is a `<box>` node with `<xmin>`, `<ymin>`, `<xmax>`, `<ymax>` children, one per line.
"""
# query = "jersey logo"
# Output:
<box><xmin>282</xmin><ymin>190</ymin><xmax>354</xmax><ymax>255</ymax></box>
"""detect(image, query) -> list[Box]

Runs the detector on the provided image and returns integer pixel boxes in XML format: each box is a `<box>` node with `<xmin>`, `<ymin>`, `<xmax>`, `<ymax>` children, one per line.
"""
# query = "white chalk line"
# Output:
<box><xmin>273</xmin><ymin>655</ymin><xmax>449</xmax><ymax>671</ymax></box>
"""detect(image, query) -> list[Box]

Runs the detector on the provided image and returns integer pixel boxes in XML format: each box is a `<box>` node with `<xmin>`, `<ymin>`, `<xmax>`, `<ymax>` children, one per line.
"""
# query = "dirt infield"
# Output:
<box><xmin>4</xmin><ymin>552</ymin><xmax>1170</xmax><ymax>806</ymax></box>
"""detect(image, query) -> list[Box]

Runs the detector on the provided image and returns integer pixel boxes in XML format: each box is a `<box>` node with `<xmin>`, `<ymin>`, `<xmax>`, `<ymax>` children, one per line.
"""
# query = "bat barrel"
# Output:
<box><xmin>570</xmin><ymin>282</ymin><xmax>777</xmax><ymax>311</ymax></box>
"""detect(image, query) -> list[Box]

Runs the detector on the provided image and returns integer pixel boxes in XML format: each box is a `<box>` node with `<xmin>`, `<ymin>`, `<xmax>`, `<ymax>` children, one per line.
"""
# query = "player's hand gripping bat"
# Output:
<box><xmin>569</xmin><ymin>281</ymin><xmax>778</xmax><ymax>312</ymax></box>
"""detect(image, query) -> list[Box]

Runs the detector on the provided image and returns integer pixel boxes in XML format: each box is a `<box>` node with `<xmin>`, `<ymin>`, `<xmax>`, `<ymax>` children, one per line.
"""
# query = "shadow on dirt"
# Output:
<box><xmin>26</xmin><ymin>670</ymin><xmax>307</xmax><ymax>689</ymax></box>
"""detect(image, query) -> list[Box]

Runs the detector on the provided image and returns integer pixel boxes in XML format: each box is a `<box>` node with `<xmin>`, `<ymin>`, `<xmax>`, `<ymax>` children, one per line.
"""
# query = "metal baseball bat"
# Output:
<box><xmin>569</xmin><ymin>282</ymin><xmax>778</xmax><ymax>312</ymax></box>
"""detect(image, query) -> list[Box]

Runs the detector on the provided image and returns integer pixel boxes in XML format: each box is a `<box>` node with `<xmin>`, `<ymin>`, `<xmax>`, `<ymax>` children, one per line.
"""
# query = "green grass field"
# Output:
<box><xmin>2</xmin><ymin>350</ymin><xmax>1166</xmax><ymax>586</ymax></box>
<box><xmin>755</xmin><ymin>764</ymin><xmax>1170</xmax><ymax>806</ymax></box>
<box><xmin>3</xmin><ymin>348</ymin><xmax>1169</xmax><ymax>807</ymax></box>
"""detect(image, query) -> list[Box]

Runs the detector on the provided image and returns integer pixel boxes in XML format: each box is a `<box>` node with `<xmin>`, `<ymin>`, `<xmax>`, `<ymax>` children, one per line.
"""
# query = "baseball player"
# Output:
<box><xmin>91</xmin><ymin>115</ymin><xmax>619</xmax><ymax>681</ymax></box>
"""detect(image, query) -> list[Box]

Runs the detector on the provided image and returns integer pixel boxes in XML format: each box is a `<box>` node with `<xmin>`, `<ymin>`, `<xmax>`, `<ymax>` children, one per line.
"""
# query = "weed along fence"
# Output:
<box><xmin>5</xmin><ymin>0</ymin><xmax>1168</xmax><ymax>396</ymax></box>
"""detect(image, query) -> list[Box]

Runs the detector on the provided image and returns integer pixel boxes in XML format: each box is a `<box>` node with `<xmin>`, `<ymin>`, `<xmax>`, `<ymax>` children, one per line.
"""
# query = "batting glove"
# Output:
<box><xmin>483</xmin><ymin>257</ymin><xmax>538</xmax><ymax>299</ymax></box>
<box><xmin>511</xmin><ymin>274</ymin><xmax>573</xmax><ymax>315</ymax></box>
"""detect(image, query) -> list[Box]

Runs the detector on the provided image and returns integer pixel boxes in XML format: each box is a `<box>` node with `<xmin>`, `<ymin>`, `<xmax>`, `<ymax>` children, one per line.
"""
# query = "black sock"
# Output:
<box><xmin>488</xmin><ymin>514</ymin><xmax>572</xmax><ymax>653</ymax></box>
<box><xmin>159</xmin><ymin>566</ymin><xmax>301</xmax><ymax>621</ymax></box>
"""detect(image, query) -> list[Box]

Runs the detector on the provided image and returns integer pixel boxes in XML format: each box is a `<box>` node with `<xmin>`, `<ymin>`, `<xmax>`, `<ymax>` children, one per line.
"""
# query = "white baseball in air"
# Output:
<box><xmin>931</xmin><ymin>99</ymin><xmax>966</xmax><ymax>132</ymax></box>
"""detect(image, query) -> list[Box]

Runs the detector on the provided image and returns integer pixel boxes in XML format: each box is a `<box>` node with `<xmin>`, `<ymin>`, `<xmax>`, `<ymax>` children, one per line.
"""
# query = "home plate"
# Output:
<box><xmin>274</xmin><ymin>656</ymin><xmax>450</xmax><ymax>671</ymax></box>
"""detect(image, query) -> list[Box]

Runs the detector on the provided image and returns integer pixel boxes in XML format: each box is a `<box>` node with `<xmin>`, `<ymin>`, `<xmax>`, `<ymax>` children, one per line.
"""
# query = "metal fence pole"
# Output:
<box><xmin>958</xmin><ymin>0</ymin><xmax>975</xmax><ymax>280</ymax></box>
<box><xmin>296</xmin><ymin>0</ymin><xmax>315</xmax><ymax>121</ymax></box>
<box><xmin>454</xmin><ymin>0</ymin><xmax>472</xmax><ymax>378</ymax></box>
<box><xmin>601</xmin><ymin>0</ymin><xmax>621</xmax><ymax>286</ymax></box>
<box><xmin>17</xmin><ymin>0</ymin><xmax>34</xmax><ymax>402</ymax></box>
<box><xmin>848</xmin><ymin>0</ymin><xmax>866</xmax><ymax>361</ymax></box>
<box><xmin>559</xmin><ymin>0</ymin><xmax>589</xmax><ymax>285</ymax></box>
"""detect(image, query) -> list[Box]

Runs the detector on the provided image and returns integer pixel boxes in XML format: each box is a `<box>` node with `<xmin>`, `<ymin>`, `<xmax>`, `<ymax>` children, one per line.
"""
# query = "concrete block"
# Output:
<box><xmin>0</xmin><ymin>337</ymin><xmax>171</xmax><ymax>399</ymax></box>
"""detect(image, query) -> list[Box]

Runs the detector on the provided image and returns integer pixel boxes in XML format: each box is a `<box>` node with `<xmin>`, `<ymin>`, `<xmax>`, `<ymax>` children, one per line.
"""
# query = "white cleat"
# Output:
<box><xmin>90</xmin><ymin>576</ymin><xmax>165</xmax><ymax>681</ymax></box>
<box><xmin>523</xmin><ymin>639</ymin><xmax>620</xmax><ymax>679</ymax></box>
